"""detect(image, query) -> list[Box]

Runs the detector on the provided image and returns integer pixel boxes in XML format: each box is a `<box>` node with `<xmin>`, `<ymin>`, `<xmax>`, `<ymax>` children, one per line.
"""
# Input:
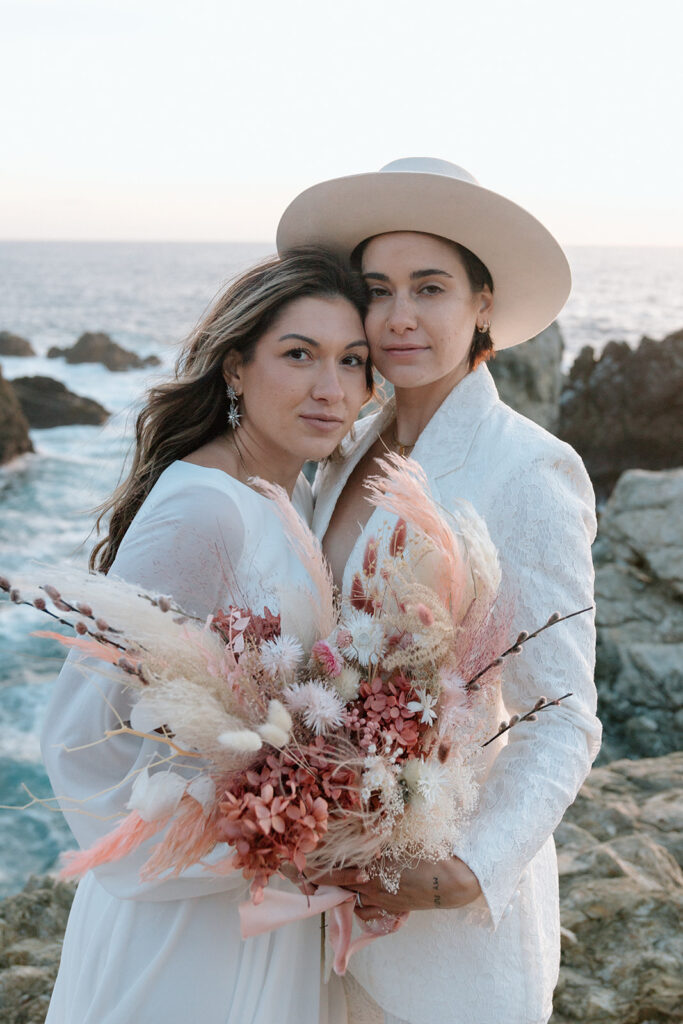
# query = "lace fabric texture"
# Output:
<box><xmin>313</xmin><ymin>365</ymin><xmax>600</xmax><ymax>1024</ymax></box>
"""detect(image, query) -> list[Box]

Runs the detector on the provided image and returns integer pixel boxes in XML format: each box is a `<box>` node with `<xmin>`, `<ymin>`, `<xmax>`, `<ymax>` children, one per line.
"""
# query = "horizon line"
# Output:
<box><xmin>1</xmin><ymin>238</ymin><xmax>682</xmax><ymax>249</ymax></box>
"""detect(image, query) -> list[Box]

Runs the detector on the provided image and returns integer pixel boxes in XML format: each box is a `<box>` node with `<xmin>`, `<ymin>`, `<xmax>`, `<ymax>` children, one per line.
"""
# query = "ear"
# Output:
<box><xmin>478</xmin><ymin>284</ymin><xmax>494</xmax><ymax>318</ymax></box>
<box><xmin>222</xmin><ymin>351</ymin><xmax>243</xmax><ymax>396</ymax></box>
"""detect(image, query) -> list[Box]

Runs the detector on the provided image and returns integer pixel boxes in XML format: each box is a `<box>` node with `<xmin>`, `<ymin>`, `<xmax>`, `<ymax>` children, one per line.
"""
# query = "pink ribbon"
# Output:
<box><xmin>239</xmin><ymin>884</ymin><xmax>407</xmax><ymax>975</ymax></box>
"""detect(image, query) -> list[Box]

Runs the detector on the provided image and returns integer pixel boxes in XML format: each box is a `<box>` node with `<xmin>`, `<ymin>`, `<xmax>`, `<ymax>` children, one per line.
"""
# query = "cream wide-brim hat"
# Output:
<box><xmin>276</xmin><ymin>157</ymin><xmax>571</xmax><ymax>350</ymax></box>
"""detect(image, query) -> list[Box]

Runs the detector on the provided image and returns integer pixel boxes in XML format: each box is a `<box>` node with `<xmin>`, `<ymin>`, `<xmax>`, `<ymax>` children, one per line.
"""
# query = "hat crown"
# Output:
<box><xmin>380</xmin><ymin>157</ymin><xmax>479</xmax><ymax>185</ymax></box>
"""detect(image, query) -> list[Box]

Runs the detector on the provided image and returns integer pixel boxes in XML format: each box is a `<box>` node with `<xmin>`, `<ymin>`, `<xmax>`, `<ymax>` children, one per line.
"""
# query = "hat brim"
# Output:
<box><xmin>276</xmin><ymin>171</ymin><xmax>570</xmax><ymax>350</ymax></box>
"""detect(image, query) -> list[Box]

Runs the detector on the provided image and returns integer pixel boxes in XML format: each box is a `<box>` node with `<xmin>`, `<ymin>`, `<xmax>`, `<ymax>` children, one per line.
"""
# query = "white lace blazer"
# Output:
<box><xmin>312</xmin><ymin>364</ymin><xmax>601</xmax><ymax>1024</ymax></box>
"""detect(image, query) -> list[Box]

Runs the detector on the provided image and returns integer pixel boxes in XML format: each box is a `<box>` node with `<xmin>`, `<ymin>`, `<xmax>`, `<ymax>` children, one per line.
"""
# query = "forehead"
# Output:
<box><xmin>361</xmin><ymin>231</ymin><xmax>465</xmax><ymax>272</ymax></box>
<box><xmin>266</xmin><ymin>294</ymin><xmax>364</xmax><ymax>337</ymax></box>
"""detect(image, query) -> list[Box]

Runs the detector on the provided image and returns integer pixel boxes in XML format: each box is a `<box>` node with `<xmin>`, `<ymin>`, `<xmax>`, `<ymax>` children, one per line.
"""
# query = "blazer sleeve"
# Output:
<box><xmin>40</xmin><ymin>482</ymin><xmax>253</xmax><ymax>902</ymax></box>
<box><xmin>451</xmin><ymin>445</ymin><xmax>601</xmax><ymax>927</ymax></box>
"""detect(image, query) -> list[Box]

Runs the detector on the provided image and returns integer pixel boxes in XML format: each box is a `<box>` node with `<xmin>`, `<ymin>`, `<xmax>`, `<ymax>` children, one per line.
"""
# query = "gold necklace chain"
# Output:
<box><xmin>389</xmin><ymin>425</ymin><xmax>416</xmax><ymax>458</ymax></box>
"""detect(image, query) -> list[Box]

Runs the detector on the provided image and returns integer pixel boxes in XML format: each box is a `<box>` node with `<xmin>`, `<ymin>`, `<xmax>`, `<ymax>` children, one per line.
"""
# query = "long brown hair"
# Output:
<box><xmin>90</xmin><ymin>246</ymin><xmax>369</xmax><ymax>573</ymax></box>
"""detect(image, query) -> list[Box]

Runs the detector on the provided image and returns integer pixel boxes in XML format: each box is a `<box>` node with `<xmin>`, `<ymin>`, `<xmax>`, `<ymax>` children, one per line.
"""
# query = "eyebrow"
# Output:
<box><xmin>363</xmin><ymin>269</ymin><xmax>453</xmax><ymax>281</ymax></box>
<box><xmin>279</xmin><ymin>333</ymin><xmax>369</xmax><ymax>349</ymax></box>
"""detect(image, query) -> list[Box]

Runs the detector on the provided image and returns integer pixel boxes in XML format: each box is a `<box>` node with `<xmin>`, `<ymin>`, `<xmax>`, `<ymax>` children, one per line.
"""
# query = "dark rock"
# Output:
<box><xmin>489</xmin><ymin>321</ymin><xmax>564</xmax><ymax>432</ymax></box>
<box><xmin>10</xmin><ymin>377</ymin><xmax>109</xmax><ymax>428</ymax></box>
<box><xmin>48</xmin><ymin>332</ymin><xmax>161</xmax><ymax>372</ymax></box>
<box><xmin>0</xmin><ymin>367</ymin><xmax>34</xmax><ymax>465</ymax></box>
<box><xmin>0</xmin><ymin>876</ymin><xmax>75</xmax><ymax>1024</ymax></box>
<box><xmin>593</xmin><ymin>469</ymin><xmax>683</xmax><ymax>762</ymax></box>
<box><xmin>0</xmin><ymin>332</ymin><xmax>36</xmax><ymax>357</ymax></box>
<box><xmin>559</xmin><ymin>331</ymin><xmax>683</xmax><ymax>500</ymax></box>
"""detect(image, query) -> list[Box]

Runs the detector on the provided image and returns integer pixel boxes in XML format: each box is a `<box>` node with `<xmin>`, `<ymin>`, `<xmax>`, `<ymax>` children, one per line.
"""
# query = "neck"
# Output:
<box><xmin>393</xmin><ymin>363</ymin><xmax>472</xmax><ymax>446</ymax></box>
<box><xmin>228</xmin><ymin>430</ymin><xmax>302</xmax><ymax>497</ymax></box>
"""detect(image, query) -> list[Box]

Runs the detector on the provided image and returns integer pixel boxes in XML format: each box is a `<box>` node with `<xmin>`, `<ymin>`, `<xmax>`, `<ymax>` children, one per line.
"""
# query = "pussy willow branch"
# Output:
<box><xmin>465</xmin><ymin>606</ymin><xmax>593</xmax><ymax>691</ymax></box>
<box><xmin>481</xmin><ymin>692</ymin><xmax>573</xmax><ymax>747</ymax></box>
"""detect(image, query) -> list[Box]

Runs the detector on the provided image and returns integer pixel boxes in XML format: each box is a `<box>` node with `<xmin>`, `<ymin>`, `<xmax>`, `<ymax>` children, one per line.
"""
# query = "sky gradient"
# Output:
<box><xmin>2</xmin><ymin>0</ymin><xmax>681</xmax><ymax>245</ymax></box>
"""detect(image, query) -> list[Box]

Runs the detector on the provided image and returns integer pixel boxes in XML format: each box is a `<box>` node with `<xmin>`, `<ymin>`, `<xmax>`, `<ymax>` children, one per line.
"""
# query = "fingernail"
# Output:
<box><xmin>355</xmin><ymin>870</ymin><xmax>369</xmax><ymax>882</ymax></box>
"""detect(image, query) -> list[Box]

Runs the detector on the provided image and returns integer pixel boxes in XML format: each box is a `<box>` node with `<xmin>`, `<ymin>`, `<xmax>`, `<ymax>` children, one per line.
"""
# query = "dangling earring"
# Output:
<box><xmin>226</xmin><ymin>384</ymin><xmax>241</xmax><ymax>430</ymax></box>
<box><xmin>477</xmin><ymin>321</ymin><xmax>491</xmax><ymax>334</ymax></box>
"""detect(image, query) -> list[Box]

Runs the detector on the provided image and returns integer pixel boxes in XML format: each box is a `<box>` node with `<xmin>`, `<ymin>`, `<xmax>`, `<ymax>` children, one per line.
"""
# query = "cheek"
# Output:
<box><xmin>363</xmin><ymin>307</ymin><xmax>384</xmax><ymax>349</ymax></box>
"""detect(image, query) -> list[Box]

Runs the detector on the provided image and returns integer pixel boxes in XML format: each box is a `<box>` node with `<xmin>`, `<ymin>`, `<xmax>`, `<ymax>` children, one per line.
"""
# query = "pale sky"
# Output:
<box><xmin>1</xmin><ymin>0</ymin><xmax>682</xmax><ymax>245</ymax></box>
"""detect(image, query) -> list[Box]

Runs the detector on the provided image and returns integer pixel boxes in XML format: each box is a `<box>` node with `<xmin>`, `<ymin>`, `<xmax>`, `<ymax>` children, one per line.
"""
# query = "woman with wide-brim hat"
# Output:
<box><xmin>278</xmin><ymin>159</ymin><xmax>601</xmax><ymax>1024</ymax></box>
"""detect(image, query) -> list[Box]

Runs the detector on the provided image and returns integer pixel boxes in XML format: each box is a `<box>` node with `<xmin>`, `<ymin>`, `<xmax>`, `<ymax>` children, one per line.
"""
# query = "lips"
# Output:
<box><xmin>299</xmin><ymin>414</ymin><xmax>345</xmax><ymax>431</ymax></box>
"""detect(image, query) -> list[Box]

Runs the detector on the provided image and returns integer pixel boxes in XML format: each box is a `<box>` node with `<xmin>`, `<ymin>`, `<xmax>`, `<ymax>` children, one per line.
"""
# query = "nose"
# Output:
<box><xmin>385</xmin><ymin>293</ymin><xmax>418</xmax><ymax>334</ymax></box>
<box><xmin>311</xmin><ymin>360</ymin><xmax>345</xmax><ymax>403</ymax></box>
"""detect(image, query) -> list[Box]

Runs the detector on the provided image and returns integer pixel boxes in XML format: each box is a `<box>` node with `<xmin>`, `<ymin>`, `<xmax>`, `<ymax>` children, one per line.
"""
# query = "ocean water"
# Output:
<box><xmin>1</xmin><ymin>241</ymin><xmax>682</xmax><ymax>897</ymax></box>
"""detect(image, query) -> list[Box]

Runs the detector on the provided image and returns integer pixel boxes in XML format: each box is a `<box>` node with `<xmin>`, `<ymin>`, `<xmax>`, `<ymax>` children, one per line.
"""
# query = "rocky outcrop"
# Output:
<box><xmin>0</xmin><ymin>331</ymin><xmax>35</xmax><ymax>357</ymax></box>
<box><xmin>10</xmin><ymin>377</ymin><xmax>109</xmax><ymax>428</ymax></box>
<box><xmin>0</xmin><ymin>367</ymin><xmax>34</xmax><ymax>465</ymax></box>
<box><xmin>593</xmin><ymin>468</ymin><xmax>683</xmax><ymax>762</ymax></box>
<box><xmin>559</xmin><ymin>330</ymin><xmax>683</xmax><ymax>500</ymax></box>
<box><xmin>47</xmin><ymin>332</ymin><xmax>160</xmax><ymax>372</ymax></box>
<box><xmin>0</xmin><ymin>876</ymin><xmax>75</xmax><ymax>1024</ymax></box>
<box><xmin>551</xmin><ymin>752</ymin><xmax>683</xmax><ymax>1024</ymax></box>
<box><xmin>489</xmin><ymin>321</ymin><xmax>564</xmax><ymax>432</ymax></box>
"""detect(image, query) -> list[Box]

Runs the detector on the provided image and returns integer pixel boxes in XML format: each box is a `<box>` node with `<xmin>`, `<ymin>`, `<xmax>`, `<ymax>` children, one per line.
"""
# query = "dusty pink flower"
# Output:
<box><xmin>311</xmin><ymin>640</ymin><xmax>343</xmax><ymax>678</ymax></box>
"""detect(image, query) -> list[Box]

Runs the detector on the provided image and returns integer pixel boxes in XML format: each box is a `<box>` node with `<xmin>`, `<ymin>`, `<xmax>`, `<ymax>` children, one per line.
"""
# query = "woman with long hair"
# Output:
<box><xmin>42</xmin><ymin>246</ymin><xmax>372</xmax><ymax>1024</ymax></box>
<box><xmin>277</xmin><ymin>160</ymin><xmax>601</xmax><ymax>1024</ymax></box>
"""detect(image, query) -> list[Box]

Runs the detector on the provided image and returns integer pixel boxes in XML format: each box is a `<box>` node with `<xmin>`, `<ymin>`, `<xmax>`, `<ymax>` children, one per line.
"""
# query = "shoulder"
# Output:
<box><xmin>487</xmin><ymin>400</ymin><xmax>592</xmax><ymax>492</ymax></box>
<box><xmin>131</xmin><ymin>462</ymin><xmax>259</xmax><ymax>538</ymax></box>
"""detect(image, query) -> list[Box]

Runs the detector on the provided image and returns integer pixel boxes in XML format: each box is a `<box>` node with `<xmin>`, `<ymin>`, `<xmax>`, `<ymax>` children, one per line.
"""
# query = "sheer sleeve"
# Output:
<box><xmin>40</xmin><ymin>480</ymin><xmax>253</xmax><ymax>902</ymax></box>
<box><xmin>452</xmin><ymin>447</ymin><xmax>601</xmax><ymax>927</ymax></box>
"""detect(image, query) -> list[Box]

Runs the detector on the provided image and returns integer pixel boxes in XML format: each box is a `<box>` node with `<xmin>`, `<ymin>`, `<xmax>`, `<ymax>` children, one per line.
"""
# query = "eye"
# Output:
<box><xmin>341</xmin><ymin>353</ymin><xmax>367</xmax><ymax>368</ymax></box>
<box><xmin>367</xmin><ymin>285</ymin><xmax>390</xmax><ymax>299</ymax></box>
<box><xmin>418</xmin><ymin>283</ymin><xmax>444</xmax><ymax>295</ymax></box>
<box><xmin>284</xmin><ymin>347</ymin><xmax>312</xmax><ymax>362</ymax></box>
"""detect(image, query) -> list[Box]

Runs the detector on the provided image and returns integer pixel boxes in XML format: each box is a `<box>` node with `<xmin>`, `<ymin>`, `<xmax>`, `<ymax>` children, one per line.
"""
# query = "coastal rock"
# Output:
<box><xmin>0</xmin><ymin>876</ymin><xmax>75</xmax><ymax>1024</ymax></box>
<box><xmin>47</xmin><ymin>332</ymin><xmax>161</xmax><ymax>372</ymax></box>
<box><xmin>10</xmin><ymin>377</ymin><xmax>109</xmax><ymax>428</ymax></box>
<box><xmin>551</xmin><ymin>752</ymin><xmax>683</xmax><ymax>1024</ymax></box>
<box><xmin>0</xmin><ymin>331</ymin><xmax>36</xmax><ymax>357</ymax></box>
<box><xmin>0</xmin><ymin>367</ymin><xmax>34</xmax><ymax>465</ymax></box>
<box><xmin>489</xmin><ymin>321</ymin><xmax>564</xmax><ymax>432</ymax></box>
<box><xmin>559</xmin><ymin>330</ymin><xmax>683</xmax><ymax>500</ymax></box>
<box><xmin>593</xmin><ymin>468</ymin><xmax>683</xmax><ymax>762</ymax></box>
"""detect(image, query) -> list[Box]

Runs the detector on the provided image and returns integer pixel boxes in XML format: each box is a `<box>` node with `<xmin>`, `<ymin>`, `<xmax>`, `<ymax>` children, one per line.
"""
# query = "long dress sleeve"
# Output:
<box><xmin>452</xmin><ymin>446</ymin><xmax>602</xmax><ymax>927</ymax></box>
<box><xmin>40</xmin><ymin>479</ymin><xmax>253</xmax><ymax>902</ymax></box>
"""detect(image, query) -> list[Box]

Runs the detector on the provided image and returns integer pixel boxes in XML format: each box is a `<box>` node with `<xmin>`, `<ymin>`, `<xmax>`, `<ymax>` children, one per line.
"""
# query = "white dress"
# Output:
<box><xmin>42</xmin><ymin>462</ymin><xmax>342</xmax><ymax>1024</ymax></box>
<box><xmin>313</xmin><ymin>365</ymin><xmax>601</xmax><ymax>1024</ymax></box>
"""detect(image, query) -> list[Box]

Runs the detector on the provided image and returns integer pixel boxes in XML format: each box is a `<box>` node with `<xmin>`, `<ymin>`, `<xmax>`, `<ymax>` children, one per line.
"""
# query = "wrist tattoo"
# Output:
<box><xmin>432</xmin><ymin>875</ymin><xmax>441</xmax><ymax>907</ymax></box>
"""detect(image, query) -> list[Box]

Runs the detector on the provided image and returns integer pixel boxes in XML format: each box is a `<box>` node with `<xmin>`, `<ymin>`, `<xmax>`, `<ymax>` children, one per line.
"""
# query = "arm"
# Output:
<box><xmin>40</xmin><ymin>482</ymin><xmax>252</xmax><ymax>902</ymax></box>
<box><xmin>451</xmin><ymin>447</ymin><xmax>601</xmax><ymax>926</ymax></box>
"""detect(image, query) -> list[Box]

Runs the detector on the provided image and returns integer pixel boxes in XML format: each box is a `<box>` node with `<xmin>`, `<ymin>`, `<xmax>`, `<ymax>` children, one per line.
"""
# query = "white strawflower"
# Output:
<box><xmin>340</xmin><ymin>609</ymin><xmax>385</xmax><ymax>667</ymax></box>
<box><xmin>284</xmin><ymin>680</ymin><xmax>345</xmax><ymax>735</ymax></box>
<box><xmin>333</xmin><ymin>665</ymin><xmax>363</xmax><ymax>702</ymax></box>
<box><xmin>400</xmin><ymin>758</ymin><xmax>448</xmax><ymax>806</ymax></box>
<box><xmin>259</xmin><ymin>635</ymin><xmax>305</xmax><ymax>680</ymax></box>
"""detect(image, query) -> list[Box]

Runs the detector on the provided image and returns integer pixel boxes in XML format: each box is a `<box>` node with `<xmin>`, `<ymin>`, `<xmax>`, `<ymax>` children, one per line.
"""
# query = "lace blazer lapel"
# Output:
<box><xmin>410</xmin><ymin>364</ymin><xmax>500</xmax><ymax>483</ymax></box>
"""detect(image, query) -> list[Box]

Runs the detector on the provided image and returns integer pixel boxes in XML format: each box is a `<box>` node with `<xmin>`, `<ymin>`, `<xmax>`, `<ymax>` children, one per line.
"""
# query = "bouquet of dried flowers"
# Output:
<box><xmin>1</xmin><ymin>455</ymin><xmax>584</xmax><ymax>969</ymax></box>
